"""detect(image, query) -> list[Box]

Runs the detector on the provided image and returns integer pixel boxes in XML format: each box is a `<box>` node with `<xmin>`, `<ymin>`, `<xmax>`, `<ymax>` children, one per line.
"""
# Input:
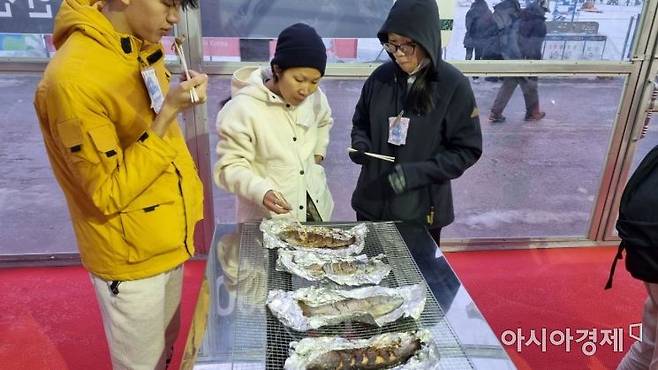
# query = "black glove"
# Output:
<box><xmin>387</xmin><ymin>164</ymin><xmax>407</xmax><ymax>195</ymax></box>
<box><xmin>349</xmin><ymin>143</ymin><xmax>369</xmax><ymax>165</ymax></box>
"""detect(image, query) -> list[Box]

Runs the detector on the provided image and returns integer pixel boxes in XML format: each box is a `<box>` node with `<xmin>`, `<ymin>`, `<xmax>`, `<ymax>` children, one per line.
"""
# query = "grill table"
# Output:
<box><xmin>183</xmin><ymin>222</ymin><xmax>516</xmax><ymax>370</ymax></box>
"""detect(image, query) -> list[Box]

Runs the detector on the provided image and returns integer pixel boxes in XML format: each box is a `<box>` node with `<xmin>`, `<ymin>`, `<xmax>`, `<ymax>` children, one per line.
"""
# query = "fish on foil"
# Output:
<box><xmin>298</xmin><ymin>294</ymin><xmax>403</xmax><ymax>318</ymax></box>
<box><xmin>284</xmin><ymin>330</ymin><xmax>440</xmax><ymax>370</ymax></box>
<box><xmin>279</xmin><ymin>225</ymin><xmax>356</xmax><ymax>249</ymax></box>
<box><xmin>276</xmin><ymin>250</ymin><xmax>391</xmax><ymax>286</ymax></box>
<box><xmin>266</xmin><ymin>284</ymin><xmax>426</xmax><ymax>331</ymax></box>
<box><xmin>260</xmin><ymin>219</ymin><xmax>367</xmax><ymax>256</ymax></box>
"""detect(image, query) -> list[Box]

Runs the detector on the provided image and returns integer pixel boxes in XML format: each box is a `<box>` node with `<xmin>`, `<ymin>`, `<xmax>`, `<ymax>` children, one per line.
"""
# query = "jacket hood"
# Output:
<box><xmin>230</xmin><ymin>66</ymin><xmax>276</xmax><ymax>103</ymax></box>
<box><xmin>494</xmin><ymin>0</ymin><xmax>521</xmax><ymax>15</ymax></box>
<box><xmin>523</xmin><ymin>1</ymin><xmax>547</xmax><ymax>19</ymax></box>
<box><xmin>53</xmin><ymin>0</ymin><xmax>149</xmax><ymax>57</ymax></box>
<box><xmin>377</xmin><ymin>0</ymin><xmax>442</xmax><ymax>72</ymax></box>
<box><xmin>471</xmin><ymin>0</ymin><xmax>489</xmax><ymax>10</ymax></box>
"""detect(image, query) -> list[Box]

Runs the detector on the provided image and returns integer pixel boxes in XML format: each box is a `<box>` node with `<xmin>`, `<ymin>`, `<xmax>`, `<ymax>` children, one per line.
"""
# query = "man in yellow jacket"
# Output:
<box><xmin>34</xmin><ymin>0</ymin><xmax>207</xmax><ymax>368</ymax></box>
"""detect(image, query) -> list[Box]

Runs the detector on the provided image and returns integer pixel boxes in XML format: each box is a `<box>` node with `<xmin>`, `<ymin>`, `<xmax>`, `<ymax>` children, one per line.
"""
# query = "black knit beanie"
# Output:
<box><xmin>271</xmin><ymin>23</ymin><xmax>327</xmax><ymax>76</ymax></box>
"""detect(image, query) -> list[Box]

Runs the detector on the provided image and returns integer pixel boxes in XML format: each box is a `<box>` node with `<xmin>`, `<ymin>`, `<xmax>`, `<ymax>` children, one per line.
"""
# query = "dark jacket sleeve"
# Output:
<box><xmin>402</xmin><ymin>77</ymin><xmax>483</xmax><ymax>190</ymax></box>
<box><xmin>351</xmin><ymin>76</ymin><xmax>374</xmax><ymax>151</ymax></box>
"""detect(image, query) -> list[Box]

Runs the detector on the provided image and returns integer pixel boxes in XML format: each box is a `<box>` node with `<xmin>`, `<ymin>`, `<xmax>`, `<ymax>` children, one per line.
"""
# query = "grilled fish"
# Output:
<box><xmin>279</xmin><ymin>226</ymin><xmax>355</xmax><ymax>249</ymax></box>
<box><xmin>323</xmin><ymin>260</ymin><xmax>363</xmax><ymax>275</ymax></box>
<box><xmin>306</xmin><ymin>336</ymin><xmax>422</xmax><ymax>370</ymax></box>
<box><xmin>298</xmin><ymin>295</ymin><xmax>403</xmax><ymax>318</ymax></box>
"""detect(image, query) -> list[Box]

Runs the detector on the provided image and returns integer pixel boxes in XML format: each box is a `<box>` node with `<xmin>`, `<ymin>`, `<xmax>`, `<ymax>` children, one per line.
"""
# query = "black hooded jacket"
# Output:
<box><xmin>350</xmin><ymin>0</ymin><xmax>483</xmax><ymax>228</ymax></box>
<box><xmin>606</xmin><ymin>145</ymin><xmax>658</xmax><ymax>288</ymax></box>
<box><xmin>464</xmin><ymin>0</ymin><xmax>496</xmax><ymax>50</ymax></box>
<box><xmin>518</xmin><ymin>1</ymin><xmax>547</xmax><ymax>60</ymax></box>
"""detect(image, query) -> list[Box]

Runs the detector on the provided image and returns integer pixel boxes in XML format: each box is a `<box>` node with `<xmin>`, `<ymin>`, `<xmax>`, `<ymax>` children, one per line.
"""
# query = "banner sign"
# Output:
<box><xmin>0</xmin><ymin>0</ymin><xmax>61</xmax><ymax>33</ymax></box>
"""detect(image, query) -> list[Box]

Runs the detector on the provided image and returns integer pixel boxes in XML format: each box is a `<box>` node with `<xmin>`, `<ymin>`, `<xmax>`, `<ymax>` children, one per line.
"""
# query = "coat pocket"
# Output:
<box><xmin>87</xmin><ymin>124</ymin><xmax>121</xmax><ymax>173</ymax></box>
<box><xmin>57</xmin><ymin>119</ymin><xmax>100</xmax><ymax>165</ymax></box>
<box><xmin>306</xmin><ymin>163</ymin><xmax>334</xmax><ymax>221</ymax></box>
<box><xmin>119</xmin><ymin>191</ymin><xmax>185</xmax><ymax>264</ymax></box>
<box><xmin>387</xmin><ymin>188</ymin><xmax>429</xmax><ymax>225</ymax></box>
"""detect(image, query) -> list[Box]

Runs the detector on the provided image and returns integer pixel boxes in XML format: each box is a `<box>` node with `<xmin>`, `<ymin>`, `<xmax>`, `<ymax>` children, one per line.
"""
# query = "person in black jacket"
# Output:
<box><xmin>518</xmin><ymin>1</ymin><xmax>548</xmax><ymax>60</ymax></box>
<box><xmin>464</xmin><ymin>0</ymin><xmax>496</xmax><ymax>63</ymax></box>
<box><xmin>489</xmin><ymin>0</ymin><xmax>547</xmax><ymax>122</ymax></box>
<box><xmin>606</xmin><ymin>145</ymin><xmax>658</xmax><ymax>369</ymax></box>
<box><xmin>349</xmin><ymin>0</ymin><xmax>483</xmax><ymax>246</ymax></box>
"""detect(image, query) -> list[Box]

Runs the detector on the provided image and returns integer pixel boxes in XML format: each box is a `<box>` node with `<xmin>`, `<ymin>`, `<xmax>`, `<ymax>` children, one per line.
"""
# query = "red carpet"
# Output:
<box><xmin>0</xmin><ymin>260</ymin><xmax>206</xmax><ymax>370</ymax></box>
<box><xmin>0</xmin><ymin>247</ymin><xmax>645</xmax><ymax>369</ymax></box>
<box><xmin>445</xmin><ymin>246</ymin><xmax>646</xmax><ymax>370</ymax></box>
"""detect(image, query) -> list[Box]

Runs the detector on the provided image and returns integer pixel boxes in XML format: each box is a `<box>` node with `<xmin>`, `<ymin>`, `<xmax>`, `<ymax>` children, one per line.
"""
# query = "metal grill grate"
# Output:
<box><xmin>230</xmin><ymin>222</ymin><xmax>474</xmax><ymax>369</ymax></box>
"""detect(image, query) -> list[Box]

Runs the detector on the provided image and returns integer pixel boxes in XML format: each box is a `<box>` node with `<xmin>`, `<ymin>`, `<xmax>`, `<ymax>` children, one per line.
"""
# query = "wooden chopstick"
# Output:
<box><xmin>272</xmin><ymin>191</ymin><xmax>291</xmax><ymax>211</ymax></box>
<box><xmin>172</xmin><ymin>39</ymin><xmax>199</xmax><ymax>103</ymax></box>
<box><xmin>347</xmin><ymin>147</ymin><xmax>395</xmax><ymax>162</ymax></box>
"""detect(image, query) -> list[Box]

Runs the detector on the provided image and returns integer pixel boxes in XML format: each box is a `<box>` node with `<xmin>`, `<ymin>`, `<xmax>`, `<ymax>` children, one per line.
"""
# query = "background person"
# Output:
<box><xmin>489</xmin><ymin>0</ymin><xmax>547</xmax><ymax>122</ymax></box>
<box><xmin>464</xmin><ymin>0</ymin><xmax>496</xmax><ymax>65</ymax></box>
<box><xmin>349</xmin><ymin>0</ymin><xmax>483</xmax><ymax>246</ymax></box>
<box><xmin>214</xmin><ymin>23</ymin><xmax>334</xmax><ymax>223</ymax></box>
<box><xmin>34</xmin><ymin>0</ymin><xmax>207</xmax><ymax>368</ymax></box>
<box><xmin>607</xmin><ymin>145</ymin><xmax>658</xmax><ymax>370</ymax></box>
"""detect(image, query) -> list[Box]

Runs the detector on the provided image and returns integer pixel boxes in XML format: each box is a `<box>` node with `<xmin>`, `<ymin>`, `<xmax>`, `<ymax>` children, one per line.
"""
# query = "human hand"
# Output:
<box><xmin>166</xmin><ymin>70</ymin><xmax>208</xmax><ymax>111</ymax></box>
<box><xmin>348</xmin><ymin>143</ymin><xmax>369</xmax><ymax>165</ymax></box>
<box><xmin>387</xmin><ymin>164</ymin><xmax>407</xmax><ymax>194</ymax></box>
<box><xmin>152</xmin><ymin>71</ymin><xmax>208</xmax><ymax>137</ymax></box>
<box><xmin>314</xmin><ymin>155</ymin><xmax>324</xmax><ymax>164</ymax></box>
<box><xmin>263</xmin><ymin>190</ymin><xmax>292</xmax><ymax>214</ymax></box>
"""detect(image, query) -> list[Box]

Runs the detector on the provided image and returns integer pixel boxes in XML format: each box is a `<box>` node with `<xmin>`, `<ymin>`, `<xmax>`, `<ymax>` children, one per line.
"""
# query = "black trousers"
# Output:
<box><xmin>355</xmin><ymin>212</ymin><xmax>442</xmax><ymax>247</ymax></box>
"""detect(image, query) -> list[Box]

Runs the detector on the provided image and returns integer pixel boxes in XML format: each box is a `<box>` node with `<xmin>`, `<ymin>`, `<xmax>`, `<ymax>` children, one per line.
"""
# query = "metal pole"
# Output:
<box><xmin>628</xmin><ymin>12</ymin><xmax>642</xmax><ymax>59</ymax></box>
<box><xmin>571</xmin><ymin>0</ymin><xmax>578</xmax><ymax>22</ymax></box>
<box><xmin>622</xmin><ymin>15</ymin><xmax>635</xmax><ymax>60</ymax></box>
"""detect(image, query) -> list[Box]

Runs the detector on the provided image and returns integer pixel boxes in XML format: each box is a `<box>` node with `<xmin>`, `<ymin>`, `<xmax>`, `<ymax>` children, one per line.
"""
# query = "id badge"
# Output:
<box><xmin>141</xmin><ymin>67</ymin><xmax>165</xmax><ymax>114</ymax></box>
<box><xmin>387</xmin><ymin>115</ymin><xmax>410</xmax><ymax>146</ymax></box>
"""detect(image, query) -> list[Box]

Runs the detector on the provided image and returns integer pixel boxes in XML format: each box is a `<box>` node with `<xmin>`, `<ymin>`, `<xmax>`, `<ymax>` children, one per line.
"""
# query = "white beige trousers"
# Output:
<box><xmin>90</xmin><ymin>265</ymin><xmax>183</xmax><ymax>370</ymax></box>
<box><xmin>618</xmin><ymin>282</ymin><xmax>658</xmax><ymax>370</ymax></box>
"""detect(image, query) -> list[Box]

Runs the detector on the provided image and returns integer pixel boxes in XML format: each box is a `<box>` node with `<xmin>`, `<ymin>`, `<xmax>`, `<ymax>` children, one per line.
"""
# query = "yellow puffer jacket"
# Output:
<box><xmin>34</xmin><ymin>0</ymin><xmax>204</xmax><ymax>281</ymax></box>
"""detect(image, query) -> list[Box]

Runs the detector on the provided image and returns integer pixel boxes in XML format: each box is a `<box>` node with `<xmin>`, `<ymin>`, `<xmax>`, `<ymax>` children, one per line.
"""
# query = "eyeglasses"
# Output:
<box><xmin>382</xmin><ymin>42</ymin><xmax>417</xmax><ymax>55</ymax></box>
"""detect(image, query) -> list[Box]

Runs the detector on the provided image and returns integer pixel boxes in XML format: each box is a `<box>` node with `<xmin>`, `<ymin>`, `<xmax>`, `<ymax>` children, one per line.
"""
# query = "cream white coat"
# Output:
<box><xmin>214</xmin><ymin>66</ymin><xmax>334</xmax><ymax>222</ymax></box>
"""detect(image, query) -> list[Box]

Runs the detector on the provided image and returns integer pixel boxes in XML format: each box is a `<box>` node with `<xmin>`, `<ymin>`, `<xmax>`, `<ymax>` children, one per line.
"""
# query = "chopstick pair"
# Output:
<box><xmin>272</xmin><ymin>191</ymin><xmax>305</xmax><ymax>233</ymax></box>
<box><xmin>272</xmin><ymin>190</ymin><xmax>291</xmax><ymax>211</ymax></box>
<box><xmin>172</xmin><ymin>36</ymin><xmax>199</xmax><ymax>103</ymax></box>
<box><xmin>347</xmin><ymin>147</ymin><xmax>396</xmax><ymax>162</ymax></box>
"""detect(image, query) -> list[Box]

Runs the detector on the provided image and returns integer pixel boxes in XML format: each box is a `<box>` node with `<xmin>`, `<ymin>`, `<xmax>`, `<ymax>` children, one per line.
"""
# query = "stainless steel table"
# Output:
<box><xmin>184</xmin><ymin>222</ymin><xmax>516</xmax><ymax>370</ymax></box>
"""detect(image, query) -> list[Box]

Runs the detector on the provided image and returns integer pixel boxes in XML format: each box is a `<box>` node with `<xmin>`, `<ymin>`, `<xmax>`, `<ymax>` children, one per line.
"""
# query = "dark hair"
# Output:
<box><xmin>181</xmin><ymin>0</ymin><xmax>199</xmax><ymax>10</ymax></box>
<box><xmin>406</xmin><ymin>62</ymin><xmax>436</xmax><ymax>115</ymax></box>
<box><xmin>270</xmin><ymin>64</ymin><xmax>287</xmax><ymax>82</ymax></box>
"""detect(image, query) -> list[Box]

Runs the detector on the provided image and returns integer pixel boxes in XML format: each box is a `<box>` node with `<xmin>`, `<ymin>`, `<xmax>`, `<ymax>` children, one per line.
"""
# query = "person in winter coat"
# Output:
<box><xmin>464</xmin><ymin>0</ymin><xmax>496</xmax><ymax>62</ymax></box>
<box><xmin>489</xmin><ymin>0</ymin><xmax>547</xmax><ymax>122</ymax></box>
<box><xmin>606</xmin><ymin>145</ymin><xmax>658</xmax><ymax>370</ymax></box>
<box><xmin>215</xmin><ymin>23</ymin><xmax>334</xmax><ymax>223</ymax></box>
<box><xmin>33</xmin><ymin>0</ymin><xmax>207</xmax><ymax>368</ymax></box>
<box><xmin>518</xmin><ymin>0</ymin><xmax>549</xmax><ymax>60</ymax></box>
<box><xmin>349</xmin><ymin>0</ymin><xmax>483</xmax><ymax>246</ymax></box>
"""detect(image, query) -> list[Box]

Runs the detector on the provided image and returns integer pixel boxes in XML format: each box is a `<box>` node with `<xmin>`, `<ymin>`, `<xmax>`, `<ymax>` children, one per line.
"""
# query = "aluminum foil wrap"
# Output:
<box><xmin>276</xmin><ymin>250</ymin><xmax>391</xmax><ymax>286</ymax></box>
<box><xmin>284</xmin><ymin>329</ymin><xmax>440</xmax><ymax>370</ymax></box>
<box><xmin>260</xmin><ymin>219</ymin><xmax>367</xmax><ymax>257</ymax></box>
<box><xmin>266</xmin><ymin>284</ymin><xmax>426</xmax><ymax>331</ymax></box>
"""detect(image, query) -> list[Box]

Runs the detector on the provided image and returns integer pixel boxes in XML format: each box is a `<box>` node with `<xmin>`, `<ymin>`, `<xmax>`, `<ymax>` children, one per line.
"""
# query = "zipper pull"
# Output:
<box><xmin>427</xmin><ymin>206</ymin><xmax>435</xmax><ymax>225</ymax></box>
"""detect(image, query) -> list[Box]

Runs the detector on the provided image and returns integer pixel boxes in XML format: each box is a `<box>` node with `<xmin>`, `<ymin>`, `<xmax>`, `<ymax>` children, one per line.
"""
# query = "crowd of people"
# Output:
<box><xmin>33</xmin><ymin>0</ymin><xmax>654</xmax><ymax>369</ymax></box>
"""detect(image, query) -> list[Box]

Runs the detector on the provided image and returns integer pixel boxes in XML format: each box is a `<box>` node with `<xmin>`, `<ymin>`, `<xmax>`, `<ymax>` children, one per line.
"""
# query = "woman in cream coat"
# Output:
<box><xmin>214</xmin><ymin>23</ymin><xmax>334</xmax><ymax>222</ymax></box>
